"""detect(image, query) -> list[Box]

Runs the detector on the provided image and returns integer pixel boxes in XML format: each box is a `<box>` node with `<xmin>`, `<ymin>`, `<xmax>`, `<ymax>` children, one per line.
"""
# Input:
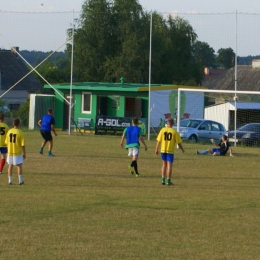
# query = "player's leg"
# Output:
<box><xmin>39</xmin><ymin>130</ymin><xmax>47</xmax><ymax>154</ymax></box>
<box><xmin>166</xmin><ymin>154</ymin><xmax>174</xmax><ymax>185</ymax></box>
<box><xmin>17</xmin><ymin>164</ymin><xmax>24</xmax><ymax>185</ymax></box>
<box><xmin>48</xmin><ymin>140</ymin><xmax>53</xmax><ymax>154</ymax></box>
<box><xmin>0</xmin><ymin>148</ymin><xmax>7</xmax><ymax>173</ymax></box>
<box><xmin>7</xmin><ymin>155</ymin><xmax>13</xmax><ymax>184</ymax></box>
<box><xmin>166</xmin><ymin>161</ymin><xmax>173</xmax><ymax>185</ymax></box>
<box><xmin>160</xmin><ymin>153</ymin><xmax>167</xmax><ymax>184</ymax></box>
<box><xmin>47</xmin><ymin>132</ymin><xmax>54</xmax><ymax>156</ymax></box>
<box><xmin>132</xmin><ymin>152</ymin><xmax>139</xmax><ymax>177</ymax></box>
<box><xmin>128</xmin><ymin>148</ymin><xmax>134</xmax><ymax>174</ymax></box>
<box><xmin>197</xmin><ymin>149</ymin><xmax>210</xmax><ymax>155</ymax></box>
<box><xmin>8</xmin><ymin>164</ymin><xmax>13</xmax><ymax>184</ymax></box>
<box><xmin>161</xmin><ymin>161</ymin><xmax>167</xmax><ymax>184</ymax></box>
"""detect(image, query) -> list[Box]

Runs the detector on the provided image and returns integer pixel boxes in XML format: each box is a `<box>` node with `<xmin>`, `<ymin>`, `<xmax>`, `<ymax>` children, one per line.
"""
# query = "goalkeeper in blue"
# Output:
<box><xmin>120</xmin><ymin>117</ymin><xmax>147</xmax><ymax>177</ymax></box>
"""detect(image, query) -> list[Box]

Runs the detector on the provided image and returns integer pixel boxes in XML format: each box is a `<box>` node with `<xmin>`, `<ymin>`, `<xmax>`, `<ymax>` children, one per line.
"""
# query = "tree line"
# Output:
<box><xmin>18</xmin><ymin>0</ymin><xmax>258</xmax><ymax>86</ymax></box>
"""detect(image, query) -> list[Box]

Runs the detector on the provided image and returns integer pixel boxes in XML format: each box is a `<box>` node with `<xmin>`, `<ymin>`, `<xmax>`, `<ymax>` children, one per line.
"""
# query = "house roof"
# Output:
<box><xmin>0</xmin><ymin>50</ymin><xmax>42</xmax><ymax>92</ymax></box>
<box><xmin>202</xmin><ymin>69</ymin><xmax>227</xmax><ymax>84</ymax></box>
<box><xmin>203</xmin><ymin>65</ymin><xmax>260</xmax><ymax>91</ymax></box>
<box><xmin>44</xmin><ymin>82</ymin><xmax>205</xmax><ymax>92</ymax></box>
<box><xmin>229</xmin><ymin>101</ymin><xmax>260</xmax><ymax>109</ymax></box>
<box><xmin>206</xmin><ymin>101</ymin><xmax>260</xmax><ymax>110</ymax></box>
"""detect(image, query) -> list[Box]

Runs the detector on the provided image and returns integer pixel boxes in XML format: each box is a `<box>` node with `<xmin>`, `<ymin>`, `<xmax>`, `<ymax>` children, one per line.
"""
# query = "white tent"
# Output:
<box><xmin>204</xmin><ymin>102</ymin><xmax>260</xmax><ymax>131</ymax></box>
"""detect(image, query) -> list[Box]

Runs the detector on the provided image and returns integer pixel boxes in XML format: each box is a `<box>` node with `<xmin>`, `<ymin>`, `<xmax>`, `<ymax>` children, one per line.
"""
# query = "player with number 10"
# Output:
<box><xmin>155</xmin><ymin>118</ymin><xmax>184</xmax><ymax>185</ymax></box>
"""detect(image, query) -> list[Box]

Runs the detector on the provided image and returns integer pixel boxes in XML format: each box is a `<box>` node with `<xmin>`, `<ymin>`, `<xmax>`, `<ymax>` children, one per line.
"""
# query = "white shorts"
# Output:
<box><xmin>128</xmin><ymin>147</ymin><xmax>139</xmax><ymax>156</ymax></box>
<box><xmin>7</xmin><ymin>155</ymin><xmax>24</xmax><ymax>165</ymax></box>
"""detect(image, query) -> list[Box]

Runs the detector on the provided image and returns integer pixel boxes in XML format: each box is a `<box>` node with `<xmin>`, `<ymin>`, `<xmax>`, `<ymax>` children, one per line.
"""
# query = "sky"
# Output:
<box><xmin>1</xmin><ymin>0</ymin><xmax>260</xmax><ymax>55</ymax></box>
<box><xmin>2</xmin><ymin>0</ymin><xmax>260</xmax><ymax>14</ymax></box>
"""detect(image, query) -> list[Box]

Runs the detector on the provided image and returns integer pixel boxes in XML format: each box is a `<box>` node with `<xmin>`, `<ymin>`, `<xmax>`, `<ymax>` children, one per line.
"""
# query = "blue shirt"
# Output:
<box><xmin>40</xmin><ymin>114</ymin><xmax>55</xmax><ymax>132</ymax></box>
<box><xmin>124</xmin><ymin>126</ymin><xmax>141</xmax><ymax>148</ymax></box>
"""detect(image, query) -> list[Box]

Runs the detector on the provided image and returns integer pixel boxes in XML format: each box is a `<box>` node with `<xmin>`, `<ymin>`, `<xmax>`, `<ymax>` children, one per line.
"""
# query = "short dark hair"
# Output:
<box><xmin>167</xmin><ymin>118</ymin><xmax>174</xmax><ymax>127</ymax></box>
<box><xmin>222</xmin><ymin>135</ymin><xmax>228</xmax><ymax>141</ymax></box>
<box><xmin>13</xmin><ymin>118</ymin><xmax>20</xmax><ymax>127</ymax></box>
<box><xmin>0</xmin><ymin>113</ymin><xmax>4</xmax><ymax>121</ymax></box>
<box><xmin>48</xmin><ymin>108</ymin><xmax>53</xmax><ymax>114</ymax></box>
<box><xmin>132</xmin><ymin>117</ymin><xmax>139</xmax><ymax>125</ymax></box>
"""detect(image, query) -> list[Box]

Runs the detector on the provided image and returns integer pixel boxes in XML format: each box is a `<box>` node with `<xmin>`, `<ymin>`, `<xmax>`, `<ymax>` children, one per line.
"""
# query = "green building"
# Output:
<box><xmin>43</xmin><ymin>82</ymin><xmax>200</xmax><ymax>133</ymax></box>
<box><xmin>44</xmin><ymin>82</ymin><xmax>164</xmax><ymax>130</ymax></box>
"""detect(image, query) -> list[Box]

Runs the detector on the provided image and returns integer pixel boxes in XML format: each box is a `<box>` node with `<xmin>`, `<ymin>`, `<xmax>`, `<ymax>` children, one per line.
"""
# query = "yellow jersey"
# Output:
<box><xmin>0</xmin><ymin>122</ymin><xmax>9</xmax><ymax>147</ymax></box>
<box><xmin>157</xmin><ymin>127</ymin><xmax>182</xmax><ymax>154</ymax></box>
<box><xmin>5</xmin><ymin>128</ymin><xmax>25</xmax><ymax>156</ymax></box>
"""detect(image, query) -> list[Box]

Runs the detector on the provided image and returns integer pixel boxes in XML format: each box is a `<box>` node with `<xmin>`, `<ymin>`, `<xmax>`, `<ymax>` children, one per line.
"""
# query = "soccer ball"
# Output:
<box><xmin>233</xmin><ymin>96</ymin><xmax>239</xmax><ymax>101</ymax></box>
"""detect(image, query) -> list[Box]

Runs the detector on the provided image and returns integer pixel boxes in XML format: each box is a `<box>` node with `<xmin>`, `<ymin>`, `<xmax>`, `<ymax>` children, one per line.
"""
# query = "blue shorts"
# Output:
<box><xmin>212</xmin><ymin>148</ymin><xmax>221</xmax><ymax>155</ymax></box>
<box><xmin>161</xmin><ymin>153</ymin><xmax>174</xmax><ymax>163</ymax></box>
<box><xmin>0</xmin><ymin>147</ymin><xmax>7</xmax><ymax>154</ymax></box>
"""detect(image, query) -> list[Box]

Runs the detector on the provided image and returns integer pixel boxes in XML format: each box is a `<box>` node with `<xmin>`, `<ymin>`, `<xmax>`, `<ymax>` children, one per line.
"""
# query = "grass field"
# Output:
<box><xmin>0</xmin><ymin>131</ymin><xmax>260</xmax><ymax>260</ymax></box>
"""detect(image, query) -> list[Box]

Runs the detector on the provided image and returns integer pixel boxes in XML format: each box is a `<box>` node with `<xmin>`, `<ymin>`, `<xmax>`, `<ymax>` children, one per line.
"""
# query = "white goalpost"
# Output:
<box><xmin>177</xmin><ymin>88</ymin><xmax>260</xmax><ymax>146</ymax></box>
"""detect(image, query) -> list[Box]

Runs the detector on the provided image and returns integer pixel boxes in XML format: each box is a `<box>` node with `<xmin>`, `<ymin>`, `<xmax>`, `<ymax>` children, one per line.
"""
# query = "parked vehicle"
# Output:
<box><xmin>174</xmin><ymin>119</ymin><xmax>226</xmax><ymax>143</ymax></box>
<box><xmin>0</xmin><ymin>105</ymin><xmax>10</xmax><ymax>112</ymax></box>
<box><xmin>228</xmin><ymin>123</ymin><xmax>260</xmax><ymax>146</ymax></box>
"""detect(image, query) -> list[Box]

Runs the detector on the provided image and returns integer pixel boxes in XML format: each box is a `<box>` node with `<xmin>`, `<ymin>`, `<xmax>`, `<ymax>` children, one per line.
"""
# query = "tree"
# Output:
<box><xmin>71</xmin><ymin>0</ymin><xmax>115</xmax><ymax>82</ymax></box>
<box><xmin>216</xmin><ymin>48</ymin><xmax>235</xmax><ymax>69</ymax></box>
<box><xmin>34</xmin><ymin>57</ymin><xmax>70</xmax><ymax>84</ymax></box>
<box><xmin>165</xmin><ymin>16</ymin><xmax>203</xmax><ymax>85</ymax></box>
<box><xmin>69</xmin><ymin>0</ymin><xmax>203</xmax><ymax>85</ymax></box>
<box><xmin>192</xmin><ymin>41</ymin><xmax>216</xmax><ymax>68</ymax></box>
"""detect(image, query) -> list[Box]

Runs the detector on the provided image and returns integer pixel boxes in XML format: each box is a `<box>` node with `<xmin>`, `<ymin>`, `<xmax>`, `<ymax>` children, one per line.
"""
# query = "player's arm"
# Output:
<box><xmin>210</xmin><ymin>139</ymin><xmax>219</xmax><ymax>147</ymax></box>
<box><xmin>177</xmin><ymin>143</ymin><xmax>185</xmax><ymax>153</ymax></box>
<box><xmin>51</xmin><ymin>124</ymin><xmax>57</xmax><ymax>136</ymax></box>
<box><xmin>38</xmin><ymin>119</ymin><xmax>42</xmax><ymax>127</ymax></box>
<box><xmin>22</xmin><ymin>146</ymin><xmax>26</xmax><ymax>159</ymax></box>
<box><xmin>139</xmin><ymin>136</ymin><xmax>147</xmax><ymax>151</ymax></box>
<box><xmin>120</xmin><ymin>133</ymin><xmax>125</xmax><ymax>147</ymax></box>
<box><xmin>155</xmin><ymin>141</ymin><xmax>161</xmax><ymax>155</ymax></box>
<box><xmin>50</xmin><ymin>118</ymin><xmax>57</xmax><ymax>136</ymax></box>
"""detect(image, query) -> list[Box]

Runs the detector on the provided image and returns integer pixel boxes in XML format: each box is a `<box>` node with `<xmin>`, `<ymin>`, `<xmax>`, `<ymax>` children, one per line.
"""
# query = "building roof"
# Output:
<box><xmin>0</xmin><ymin>50</ymin><xmax>42</xmax><ymax>92</ymax></box>
<box><xmin>206</xmin><ymin>101</ymin><xmax>260</xmax><ymax>110</ymax></box>
<box><xmin>203</xmin><ymin>65</ymin><xmax>260</xmax><ymax>91</ymax></box>
<box><xmin>44</xmin><ymin>82</ymin><xmax>205</xmax><ymax>92</ymax></box>
<box><xmin>202</xmin><ymin>69</ymin><xmax>227</xmax><ymax>84</ymax></box>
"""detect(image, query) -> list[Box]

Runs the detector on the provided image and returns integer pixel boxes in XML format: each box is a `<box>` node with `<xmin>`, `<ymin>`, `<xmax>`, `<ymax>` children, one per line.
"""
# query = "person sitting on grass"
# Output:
<box><xmin>196</xmin><ymin>135</ymin><xmax>234</xmax><ymax>156</ymax></box>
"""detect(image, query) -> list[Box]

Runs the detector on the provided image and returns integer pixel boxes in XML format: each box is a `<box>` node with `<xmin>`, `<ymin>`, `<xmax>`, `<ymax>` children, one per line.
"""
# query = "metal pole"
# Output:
<box><xmin>68</xmin><ymin>11</ymin><xmax>75</xmax><ymax>135</ymax></box>
<box><xmin>148</xmin><ymin>12</ymin><xmax>152</xmax><ymax>141</ymax></box>
<box><xmin>177</xmin><ymin>88</ymin><xmax>181</xmax><ymax>133</ymax></box>
<box><xmin>234</xmin><ymin>10</ymin><xmax>238</xmax><ymax>146</ymax></box>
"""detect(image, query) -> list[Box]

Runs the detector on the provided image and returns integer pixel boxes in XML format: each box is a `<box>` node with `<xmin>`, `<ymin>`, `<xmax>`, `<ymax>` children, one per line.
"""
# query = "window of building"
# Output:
<box><xmin>112</xmin><ymin>95</ymin><xmax>120</xmax><ymax>109</ymax></box>
<box><xmin>82</xmin><ymin>92</ymin><xmax>92</xmax><ymax>113</ymax></box>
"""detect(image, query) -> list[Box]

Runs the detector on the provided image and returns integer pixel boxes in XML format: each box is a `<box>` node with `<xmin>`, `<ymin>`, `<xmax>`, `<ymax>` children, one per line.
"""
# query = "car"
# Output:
<box><xmin>228</xmin><ymin>123</ymin><xmax>260</xmax><ymax>146</ymax></box>
<box><xmin>174</xmin><ymin>119</ymin><xmax>226</xmax><ymax>143</ymax></box>
<box><xmin>0</xmin><ymin>106</ymin><xmax>10</xmax><ymax>113</ymax></box>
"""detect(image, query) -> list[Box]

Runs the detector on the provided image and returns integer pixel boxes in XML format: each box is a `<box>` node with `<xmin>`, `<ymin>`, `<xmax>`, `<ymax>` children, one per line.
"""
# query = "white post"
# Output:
<box><xmin>234</xmin><ymin>10</ymin><xmax>238</xmax><ymax>146</ymax></box>
<box><xmin>148</xmin><ymin>12</ymin><xmax>152</xmax><ymax>141</ymax></box>
<box><xmin>177</xmin><ymin>88</ymin><xmax>181</xmax><ymax>133</ymax></box>
<box><xmin>68</xmin><ymin>11</ymin><xmax>75</xmax><ymax>135</ymax></box>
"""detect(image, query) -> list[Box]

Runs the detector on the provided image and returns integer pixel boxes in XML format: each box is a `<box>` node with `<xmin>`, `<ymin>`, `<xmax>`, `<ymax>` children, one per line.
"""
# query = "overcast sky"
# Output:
<box><xmin>1</xmin><ymin>0</ymin><xmax>260</xmax><ymax>55</ymax></box>
<box><xmin>2</xmin><ymin>0</ymin><xmax>260</xmax><ymax>13</ymax></box>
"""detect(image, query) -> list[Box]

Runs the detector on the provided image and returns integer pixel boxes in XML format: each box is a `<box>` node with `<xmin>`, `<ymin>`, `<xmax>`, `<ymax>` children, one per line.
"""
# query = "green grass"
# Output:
<box><xmin>0</xmin><ymin>131</ymin><xmax>260</xmax><ymax>260</ymax></box>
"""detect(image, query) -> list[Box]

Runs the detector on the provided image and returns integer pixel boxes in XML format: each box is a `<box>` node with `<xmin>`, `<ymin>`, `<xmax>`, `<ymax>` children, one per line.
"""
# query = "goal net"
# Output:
<box><xmin>174</xmin><ymin>88</ymin><xmax>260</xmax><ymax>147</ymax></box>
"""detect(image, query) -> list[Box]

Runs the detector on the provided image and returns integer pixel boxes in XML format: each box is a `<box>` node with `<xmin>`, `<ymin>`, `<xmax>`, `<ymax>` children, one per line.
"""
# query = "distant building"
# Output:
<box><xmin>202</xmin><ymin>67</ymin><xmax>227</xmax><ymax>85</ymax></box>
<box><xmin>203</xmin><ymin>62</ymin><xmax>260</xmax><ymax>105</ymax></box>
<box><xmin>203</xmin><ymin>62</ymin><xmax>260</xmax><ymax>92</ymax></box>
<box><xmin>0</xmin><ymin>48</ymin><xmax>43</xmax><ymax>109</ymax></box>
